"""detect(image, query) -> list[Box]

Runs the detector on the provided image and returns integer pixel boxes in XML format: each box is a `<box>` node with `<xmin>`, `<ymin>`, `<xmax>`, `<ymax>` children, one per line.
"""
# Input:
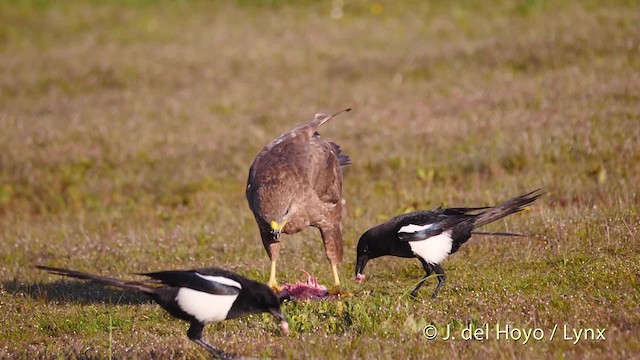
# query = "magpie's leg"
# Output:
<box><xmin>193</xmin><ymin>339</ymin><xmax>235</xmax><ymax>359</ymax></box>
<box><xmin>411</xmin><ymin>258</ymin><xmax>433</xmax><ymax>298</ymax></box>
<box><xmin>431</xmin><ymin>263</ymin><xmax>446</xmax><ymax>299</ymax></box>
<box><xmin>187</xmin><ymin>322</ymin><xmax>237</xmax><ymax>359</ymax></box>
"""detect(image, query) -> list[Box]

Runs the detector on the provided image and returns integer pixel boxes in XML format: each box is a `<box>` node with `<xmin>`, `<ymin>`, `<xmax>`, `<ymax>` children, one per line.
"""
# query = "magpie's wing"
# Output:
<box><xmin>141</xmin><ymin>269</ymin><xmax>241</xmax><ymax>296</ymax></box>
<box><xmin>396</xmin><ymin>209</ymin><xmax>476</xmax><ymax>242</ymax></box>
<box><xmin>395</xmin><ymin>211</ymin><xmax>447</xmax><ymax>242</ymax></box>
<box><xmin>397</xmin><ymin>221</ymin><xmax>445</xmax><ymax>242</ymax></box>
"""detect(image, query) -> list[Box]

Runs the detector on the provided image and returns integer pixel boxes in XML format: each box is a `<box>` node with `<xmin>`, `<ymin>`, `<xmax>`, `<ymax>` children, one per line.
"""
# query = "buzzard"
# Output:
<box><xmin>355</xmin><ymin>189</ymin><xmax>542</xmax><ymax>298</ymax></box>
<box><xmin>247</xmin><ymin>108</ymin><xmax>351</xmax><ymax>292</ymax></box>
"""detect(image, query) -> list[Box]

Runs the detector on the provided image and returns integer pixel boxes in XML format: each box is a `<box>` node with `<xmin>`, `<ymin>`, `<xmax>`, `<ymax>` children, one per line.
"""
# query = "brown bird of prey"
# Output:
<box><xmin>246</xmin><ymin>108</ymin><xmax>351</xmax><ymax>292</ymax></box>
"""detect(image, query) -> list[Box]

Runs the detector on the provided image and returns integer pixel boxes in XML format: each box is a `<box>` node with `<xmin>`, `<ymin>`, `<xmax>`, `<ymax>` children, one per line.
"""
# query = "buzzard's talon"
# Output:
<box><xmin>328</xmin><ymin>285</ymin><xmax>351</xmax><ymax>297</ymax></box>
<box><xmin>268</xmin><ymin>280</ymin><xmax>282</xmax><ymax>293</ymax></box>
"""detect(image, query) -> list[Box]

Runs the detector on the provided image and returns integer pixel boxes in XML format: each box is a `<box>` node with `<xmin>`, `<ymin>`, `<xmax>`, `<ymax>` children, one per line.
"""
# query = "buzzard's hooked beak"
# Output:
<box><xmin>270</xmin><ymin>204</ymin><xmax>292</xmax><ymax>239</ymax></box>
<box><xmin>270</xmin><ymin>219</ymin><xmax>288</xmax><ymax>239</ymax></box>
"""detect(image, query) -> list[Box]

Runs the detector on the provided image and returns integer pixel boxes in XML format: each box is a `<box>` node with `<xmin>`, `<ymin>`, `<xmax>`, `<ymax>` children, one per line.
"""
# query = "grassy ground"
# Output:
<box><xmin>1</xmin><ymin>0</ymin><xmax>639</xmax><ymax>358</ymax></box>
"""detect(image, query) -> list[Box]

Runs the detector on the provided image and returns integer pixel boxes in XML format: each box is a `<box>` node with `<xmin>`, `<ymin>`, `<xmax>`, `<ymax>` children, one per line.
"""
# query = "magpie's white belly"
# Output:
<box><xmin>176</xmin><ymin>288</ymin><xmax>238</xmax><ymax>323</ymax></box>
<box><xmin>408</xmin><ymin>231</ymin><xmax>453</xmax><ymax>264</ymax></box>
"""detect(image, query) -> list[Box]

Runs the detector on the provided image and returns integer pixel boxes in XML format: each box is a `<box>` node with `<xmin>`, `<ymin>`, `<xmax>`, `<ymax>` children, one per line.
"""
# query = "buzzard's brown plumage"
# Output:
<box><xmin>246</xmin><ymin>109</ymin><xmax>351</xmax><ymax>290</ymax></box>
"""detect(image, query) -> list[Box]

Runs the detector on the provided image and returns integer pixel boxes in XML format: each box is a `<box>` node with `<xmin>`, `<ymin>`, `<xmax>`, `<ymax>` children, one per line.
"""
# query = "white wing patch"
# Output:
<box><xmin>195</xmin><ymin>273</ymin><xmax>242</xmax><ymax>290</ymax></box>
<box><xmin>408</xmin><ymin>231</ymin><xmax>453</xmax><ymax>264</ymax></box>
<box><xmin>176</xmin><ymin>288</ymin><xmax>238</xmax><ymax>323</ymax></box>
<box><xmin>398</xmin><ymin>223</ymin><xmax>435</xmax><ymax>234</ymax></box>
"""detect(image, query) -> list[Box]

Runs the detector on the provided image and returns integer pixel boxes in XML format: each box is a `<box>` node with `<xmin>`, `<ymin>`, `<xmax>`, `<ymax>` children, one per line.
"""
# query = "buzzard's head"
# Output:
<box><xmin>248</xmin><ymin>181</ymin><xmax>295</xmax><ymax>242</ymax></box>
<box><xmin>270</xmin><ymin>218</ymin><xmax>287</xmax><ymax>239</ymax></box>
<box><xmin>266</xmin><ymin>203</ymin><xmax>293</xmax><ymax>241</ymax></box>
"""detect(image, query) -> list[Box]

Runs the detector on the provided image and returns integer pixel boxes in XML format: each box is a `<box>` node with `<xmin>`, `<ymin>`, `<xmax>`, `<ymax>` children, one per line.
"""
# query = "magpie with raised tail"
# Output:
<box><xmin>37</xmin><ymin>265</ymin><xmax>289</xmax><ymax>359</ymax></box>
<box><xmin>354</xmin><ymin>189</ymin><xmax>542</xmax><ymax>298</ymax></box>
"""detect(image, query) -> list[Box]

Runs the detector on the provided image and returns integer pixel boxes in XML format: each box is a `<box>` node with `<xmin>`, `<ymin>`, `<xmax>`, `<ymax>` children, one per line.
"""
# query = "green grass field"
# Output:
<box><xmin>1</xmin><ymin>0</ymin><xmax>639</xmax><ymax>358</ymax></box>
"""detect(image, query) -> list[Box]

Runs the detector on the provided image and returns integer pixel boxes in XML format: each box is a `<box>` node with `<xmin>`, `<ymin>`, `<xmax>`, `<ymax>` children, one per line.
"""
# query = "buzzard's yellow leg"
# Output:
<box><xmin>328</xmin><ymin>264</ymin><xmax>350</xmax><ymax>296</ymax></box>
<box><xmin>332</xmin><ymin>264</ymin><xmax>341</xmax><ymax>286</ymax></box>
<box><xmin>268</xmin><ymin>260</ymin><xmax>281</xmax><ymax>291</ymax></box>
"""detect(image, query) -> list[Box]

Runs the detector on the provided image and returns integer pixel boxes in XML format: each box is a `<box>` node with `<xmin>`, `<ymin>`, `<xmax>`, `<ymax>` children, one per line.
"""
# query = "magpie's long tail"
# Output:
<box><xmin>36</xmin><ymin>265</ymin><xmax>156</xmax><ymax>295</ymax></box>
<box><xmin>471</xmin><ymin>231</ymin><xmax>526</xmax><ymax>237</ymax></box>
<box><xmin>472</xmin><ymin>189</ymin><xmax>543</xmax><ymax>229</ymax></box>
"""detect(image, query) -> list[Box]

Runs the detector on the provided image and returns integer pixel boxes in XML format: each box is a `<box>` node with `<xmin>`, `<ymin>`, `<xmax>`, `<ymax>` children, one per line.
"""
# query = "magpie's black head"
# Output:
<box><xmin>255</xmin><ymin>284</ymin><xmax>282</xmax><ymax>313</ymax></box>
<box><xmin>355</xmin><ymin>222</ymin><xmax>410</xmax><ymax>282</ymax></box>
<box><xmin>241</xmin><ymin>281</ymin><xmax>289</xmax><ymax>336</ymax></box>
<box><xmin>354</xmin><ymin>230</ymin><xmax>376</xmax><ymax>282</ymax></box>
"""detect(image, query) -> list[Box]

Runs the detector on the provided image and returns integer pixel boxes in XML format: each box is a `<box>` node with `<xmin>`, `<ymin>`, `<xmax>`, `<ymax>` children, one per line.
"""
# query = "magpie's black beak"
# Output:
<box><xmin>355</xmin><ymin>254</ymin><xmax>368</xmax><ymax>282</ymax></box>
<box><xmin>270</xmin><ymin>308</ymin><xmax>289</xmax><ymax>336</ymax></box>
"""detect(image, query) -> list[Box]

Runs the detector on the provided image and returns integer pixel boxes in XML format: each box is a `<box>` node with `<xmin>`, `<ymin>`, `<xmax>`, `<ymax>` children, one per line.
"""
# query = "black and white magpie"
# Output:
<box><xmin>37</xmin><ymin>265</ymin><xmax>289</xmax><ymax>359</ymax></box>
<box><xmin>354</xmin><ymin>189</ymin><xmax>542</xmax><ymax>298</ymax></box>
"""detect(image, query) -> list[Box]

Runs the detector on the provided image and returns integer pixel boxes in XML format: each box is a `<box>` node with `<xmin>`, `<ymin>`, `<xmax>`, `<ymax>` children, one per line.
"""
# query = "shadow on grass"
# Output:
<box><xmin>3</xmin><ymin>280</ymin><xmax>151</xmax><ymax>305</ymax></box>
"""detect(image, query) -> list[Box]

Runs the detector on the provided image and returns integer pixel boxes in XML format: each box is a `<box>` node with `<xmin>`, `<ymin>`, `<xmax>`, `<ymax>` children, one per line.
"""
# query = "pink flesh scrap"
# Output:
<box><xmin>278</xmin><ymin>269</ymin><xmax>337</xmax><ymax>301</ymax></box>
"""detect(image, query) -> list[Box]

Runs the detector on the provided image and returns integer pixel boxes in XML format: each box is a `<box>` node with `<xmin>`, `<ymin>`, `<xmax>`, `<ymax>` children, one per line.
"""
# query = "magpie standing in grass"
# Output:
<box><xmin>37</xmin><ymin>265</ymin><xmax>289</xmax><ymax>359</ymax></box>
<box><xmin>354</xmin><ymin>190</ymin><xmax>542</xmax><ymax>298</ymax></box>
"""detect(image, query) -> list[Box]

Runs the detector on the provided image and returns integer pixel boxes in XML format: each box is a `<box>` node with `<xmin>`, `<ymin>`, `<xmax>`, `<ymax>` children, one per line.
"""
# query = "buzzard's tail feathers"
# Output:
<box><xmin>329</xmin><ymin>141</ymin><xmax>351</xmax><ymax>167</ymax></box>
<box><xmin>338</xmin><ymin>154</ymin><xmax>351</xmax><ymax>167</ymax></box>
